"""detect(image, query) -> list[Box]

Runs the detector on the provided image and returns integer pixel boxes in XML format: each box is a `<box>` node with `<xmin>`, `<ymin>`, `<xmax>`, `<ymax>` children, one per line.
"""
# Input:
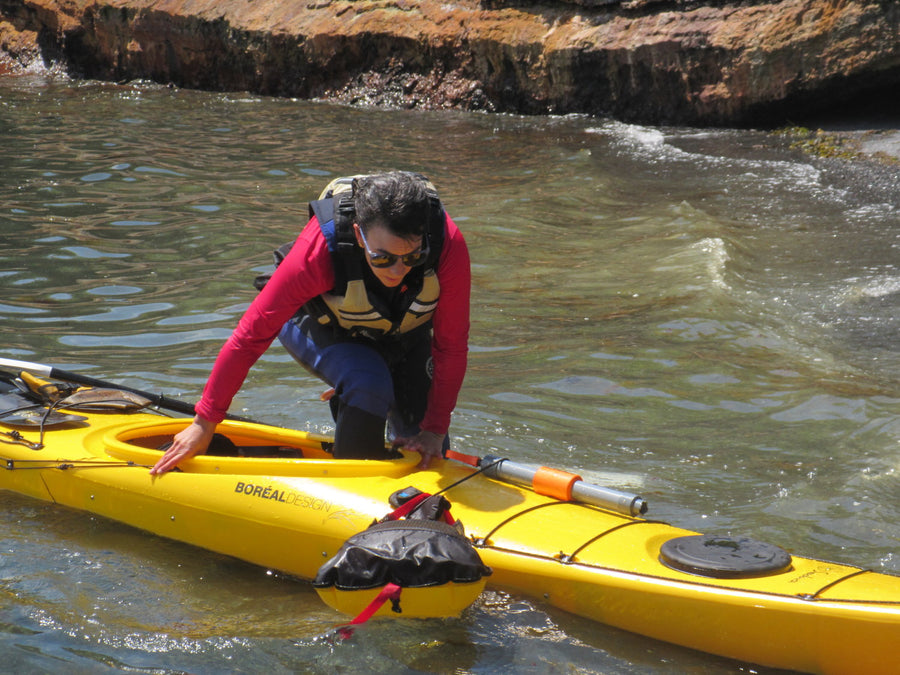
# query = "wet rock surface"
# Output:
<box><xmin>1</xmin><ymin>0</ymin><xmax>898</xmax><ymax>125</ymax></box>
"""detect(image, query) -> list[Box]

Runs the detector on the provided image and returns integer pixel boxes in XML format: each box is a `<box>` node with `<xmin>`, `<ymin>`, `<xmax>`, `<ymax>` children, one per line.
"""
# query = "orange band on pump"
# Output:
<box><xmin>533</xmin><ymin>466</ymin><xmax>582</xmax><ymax>501</ymax></box>
<box><xmin>445</xmin><ymin>449</ymin><xmax>480</xmax><ymax>467</ymax></box>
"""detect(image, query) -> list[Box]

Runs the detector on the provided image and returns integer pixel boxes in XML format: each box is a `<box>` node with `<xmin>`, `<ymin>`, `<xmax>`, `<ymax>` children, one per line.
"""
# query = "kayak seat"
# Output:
<box><xmin>157</xmin><ymin>432</ymin><xmax>304</xmax><ymax>459</ymax></box>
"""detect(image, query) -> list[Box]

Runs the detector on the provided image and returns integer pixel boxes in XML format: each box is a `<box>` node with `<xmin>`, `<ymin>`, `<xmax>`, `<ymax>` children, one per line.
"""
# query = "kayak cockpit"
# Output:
<box><xmin>91</xmin><ymin>418</ymin><xmax>420</xmax><ymax>477</ymax></box>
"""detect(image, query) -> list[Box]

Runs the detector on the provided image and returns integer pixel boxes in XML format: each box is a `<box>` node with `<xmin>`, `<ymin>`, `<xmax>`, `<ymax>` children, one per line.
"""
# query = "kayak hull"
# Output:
<box><xmin>2</xmin><ymin>411</ymin><xmax>898</xmax><ymax>674</ymax></box>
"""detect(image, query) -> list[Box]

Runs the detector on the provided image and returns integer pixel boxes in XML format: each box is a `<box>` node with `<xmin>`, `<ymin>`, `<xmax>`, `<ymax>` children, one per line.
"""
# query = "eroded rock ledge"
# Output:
<box><xmin>1</xmin><ymin>0</ymin><xmax>898</xmax><ymax>125</ymax></box>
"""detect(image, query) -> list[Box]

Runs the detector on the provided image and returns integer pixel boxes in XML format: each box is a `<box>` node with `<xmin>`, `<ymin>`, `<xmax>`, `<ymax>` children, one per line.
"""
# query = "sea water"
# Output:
<box><xmin>1</xmin><ymin>75</ymin><xmax>898</xmax><ymax>673</ymax></box>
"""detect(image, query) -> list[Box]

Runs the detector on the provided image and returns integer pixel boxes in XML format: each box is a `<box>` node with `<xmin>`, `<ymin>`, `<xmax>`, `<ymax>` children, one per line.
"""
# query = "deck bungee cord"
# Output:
<box><xmin>0</xmin><ymin>400</ymin><xmax>78</xmax><ymax>450</ymax></box>
<box><xmin>0</xmin><ymin>429</ymin><xmax>43</xmax><ymax>450</ymax></box>
<box><xmin>3</xmin><ymin>457</ymin><xmax>149</xmax><ymax>471</ymax></box>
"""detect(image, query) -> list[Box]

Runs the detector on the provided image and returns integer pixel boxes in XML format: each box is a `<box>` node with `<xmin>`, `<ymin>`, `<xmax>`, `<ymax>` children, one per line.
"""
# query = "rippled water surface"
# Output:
<box><xmin>1</xmin><ymin>76</ymin><xmax>898</xmax><ymax>673</ymax></box>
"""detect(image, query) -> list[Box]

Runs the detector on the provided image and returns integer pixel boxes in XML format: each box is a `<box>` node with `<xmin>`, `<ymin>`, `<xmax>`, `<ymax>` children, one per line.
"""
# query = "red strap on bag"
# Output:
<box><xmin>350</xmin><ymin>582</ymin><xmax>403</xmax><ymax>624</ymax></box>
<box><xmin>381</xmin><ymin>492</ymin><xmax>456</xmax><ymax>525</ymax></box>
<box><xmin>335</xmin><ymin>582</ymin><xmax>403</xmax><ymax>639</ymax></box>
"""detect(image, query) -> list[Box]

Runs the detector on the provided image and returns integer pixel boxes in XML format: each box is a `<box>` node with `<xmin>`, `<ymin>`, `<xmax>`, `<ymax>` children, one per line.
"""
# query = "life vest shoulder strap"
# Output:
<box><xmin>309</xmin><ymin>194</ymin><xmax>359</xmax><ymax>297</ymax></box>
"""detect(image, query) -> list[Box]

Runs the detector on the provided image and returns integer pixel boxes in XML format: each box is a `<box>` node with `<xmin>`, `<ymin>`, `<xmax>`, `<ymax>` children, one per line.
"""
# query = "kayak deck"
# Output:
<box><xmin>2</xmin><ymin>409</ymin><xmax>898</xmax><ymax>674</ymax></box>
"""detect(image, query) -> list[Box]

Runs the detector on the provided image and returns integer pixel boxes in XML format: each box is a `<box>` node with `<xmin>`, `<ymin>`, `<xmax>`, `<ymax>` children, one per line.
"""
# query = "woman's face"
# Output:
<box><xmin>354</xmin><ymin>223</ymin><xmax>426</xmax><ymax>288</ymax></box>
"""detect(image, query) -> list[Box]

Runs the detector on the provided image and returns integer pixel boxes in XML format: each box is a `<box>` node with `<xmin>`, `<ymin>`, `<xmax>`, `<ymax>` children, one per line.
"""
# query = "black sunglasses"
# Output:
<box><xmin>357</xmin><ymin>226</ymin><xmax>429</xmax><ymax>269</ymax></box>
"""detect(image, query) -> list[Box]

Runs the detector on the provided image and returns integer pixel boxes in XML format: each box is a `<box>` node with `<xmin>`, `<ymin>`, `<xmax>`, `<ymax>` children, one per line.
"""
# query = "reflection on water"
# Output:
<box><xmin>1</xmin><ymin>76</ymin><xmax>898</xmax><ymax>673</ymax></box>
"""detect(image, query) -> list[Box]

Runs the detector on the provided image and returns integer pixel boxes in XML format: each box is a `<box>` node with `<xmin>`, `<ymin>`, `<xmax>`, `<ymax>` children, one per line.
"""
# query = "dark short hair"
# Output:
<box><xmin>353</xmin><ymin>172</ymin><xmax>431</xmax><ymax>240</ymax></box>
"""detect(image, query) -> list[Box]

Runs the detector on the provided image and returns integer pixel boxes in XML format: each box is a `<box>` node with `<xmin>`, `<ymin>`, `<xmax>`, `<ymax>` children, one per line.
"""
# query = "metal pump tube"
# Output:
<box><xmin>480</xmin><ymin>455</ymin><xmax>648</xmax><ymax>517</ymax></box>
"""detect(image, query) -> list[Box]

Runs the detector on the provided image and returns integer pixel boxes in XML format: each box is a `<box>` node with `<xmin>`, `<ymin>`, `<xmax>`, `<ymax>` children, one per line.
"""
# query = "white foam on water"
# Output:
<box><xmin>833</xmin><ymin>273</ymin><xmax>900</xmax><ymax>305</ymax></box>
<box><xmin>587</xmin><ymin>120</ymin><xmax>848</xmax><ymax>211</ymax></box>
<box><xmin>859</xmin><ymin>275</ymin><xmax>900</xmax><ymax>299</ymax></box>
<box><xmin>692</xmin><ymin>237</ymin><xmax>731</xmax><ymax>290</ymax></box>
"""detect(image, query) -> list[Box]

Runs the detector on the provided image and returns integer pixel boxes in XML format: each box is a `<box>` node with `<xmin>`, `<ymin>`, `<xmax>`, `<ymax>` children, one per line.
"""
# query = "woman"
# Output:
<box><xmin>151</xmin><ymin>172</ymin><xmax>470</xmax><ymax>474</ymax></box>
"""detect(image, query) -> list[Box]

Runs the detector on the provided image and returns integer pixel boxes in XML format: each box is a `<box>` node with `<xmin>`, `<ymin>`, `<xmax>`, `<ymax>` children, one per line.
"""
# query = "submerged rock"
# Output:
<box><xmin>1</xmin><ymin>0</ymin><xmax>897</xmax><ymax>125</ymax></box>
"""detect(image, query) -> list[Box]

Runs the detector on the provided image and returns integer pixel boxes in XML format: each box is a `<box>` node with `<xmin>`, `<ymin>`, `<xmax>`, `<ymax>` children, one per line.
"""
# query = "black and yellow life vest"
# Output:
<box><xmin>257</xmin><ymin>174</ymin><xmax>446</xmax><ymax>341</ymax></box>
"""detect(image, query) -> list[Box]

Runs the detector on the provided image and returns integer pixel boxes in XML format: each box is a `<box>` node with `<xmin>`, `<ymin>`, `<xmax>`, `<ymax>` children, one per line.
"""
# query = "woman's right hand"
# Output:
<box><xmin>150</xmin><ymin>416</ymin><xmax>216</xmax><ymax>475</ymax></box>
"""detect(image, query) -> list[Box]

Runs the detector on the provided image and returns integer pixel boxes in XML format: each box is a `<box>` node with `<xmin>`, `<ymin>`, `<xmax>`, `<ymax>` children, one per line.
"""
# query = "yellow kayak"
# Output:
<box><xmin>1</xmin><ymin>374</ymin><xmax>898</xmax><ymax>674</ymax></box>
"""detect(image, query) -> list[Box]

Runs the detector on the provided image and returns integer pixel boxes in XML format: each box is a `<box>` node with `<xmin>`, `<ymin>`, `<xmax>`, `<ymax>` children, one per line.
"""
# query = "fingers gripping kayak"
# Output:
<box><xmin>393</xmin><ymin>430</ymin><xmax>444</xmax><ymax>469</ymax></box>
<box><xmin>150</xmin><ymin>417</ymin><xmax>216</xmax><ymax>475</ymax></box>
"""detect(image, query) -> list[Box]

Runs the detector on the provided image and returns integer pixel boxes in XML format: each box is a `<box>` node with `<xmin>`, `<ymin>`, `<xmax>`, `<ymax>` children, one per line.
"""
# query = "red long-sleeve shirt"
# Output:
<box><xmin>194</xmin><ymin>213</ymin><xmax>471</xmax><ymax>435</ymax></box>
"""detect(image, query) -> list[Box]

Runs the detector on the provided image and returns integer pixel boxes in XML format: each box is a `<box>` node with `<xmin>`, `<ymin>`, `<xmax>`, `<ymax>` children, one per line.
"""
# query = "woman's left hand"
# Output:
<box><xmin>397</xmin><ymin>430</ymin><xmax>444</xmax><ymax>469</ymax></box>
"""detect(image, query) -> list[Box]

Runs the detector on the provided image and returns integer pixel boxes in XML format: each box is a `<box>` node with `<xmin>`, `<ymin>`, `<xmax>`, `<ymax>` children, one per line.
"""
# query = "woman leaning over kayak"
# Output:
<box><xmin>151</xmin><ymin>172</ymin><xmax>470</xmax><ymax>474</ymax></box>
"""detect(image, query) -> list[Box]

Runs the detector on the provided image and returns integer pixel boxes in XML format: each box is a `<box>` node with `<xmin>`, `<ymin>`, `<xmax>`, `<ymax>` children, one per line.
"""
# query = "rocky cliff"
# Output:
<box><xmin>1</xmin><ymin>0</ymin><xmax>898</xmax><ymax>126</ymax></box>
